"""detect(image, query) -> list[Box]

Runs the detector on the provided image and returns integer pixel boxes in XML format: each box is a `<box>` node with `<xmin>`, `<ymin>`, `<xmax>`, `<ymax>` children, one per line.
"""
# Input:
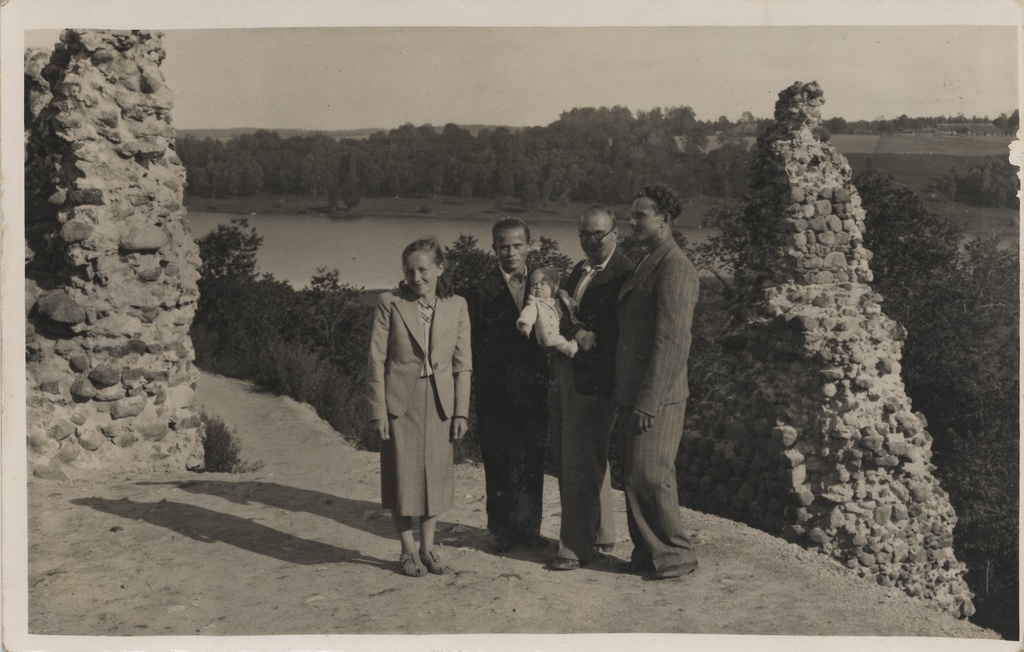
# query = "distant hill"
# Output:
<box><xmin>177</xmin><ymin>128</ymin><xmax>384</xmax><ymax>141</ymax></box>
<box><xmin>177</xmin><ymin>124</ymin><xmax>523</xmax><ymax>141</ymax></box>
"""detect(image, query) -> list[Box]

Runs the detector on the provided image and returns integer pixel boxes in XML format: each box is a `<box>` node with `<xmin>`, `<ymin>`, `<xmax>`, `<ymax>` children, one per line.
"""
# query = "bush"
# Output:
<box><xmin>943</xmin><ymin>157</ymin><xmax>1020</xmax><ymax>209</ymax></box>
<box><xmin>192</xmin><ymin>218</ymin><xmax>375</xmax><ymax>450</ymax></box>
<box><xmin>200</xmin><ymin>411</ymin><xmax>264</xmax><ymax>473</ymax></box>
<box><xmin>907</xmin><ymin>234</ymin><xmax>1019</xmax><ymax>639</ymax></box>
<box><xmin>191</xmin><ymin>273</ymin><xmax>373</xmax><ymax>449</ymax></box>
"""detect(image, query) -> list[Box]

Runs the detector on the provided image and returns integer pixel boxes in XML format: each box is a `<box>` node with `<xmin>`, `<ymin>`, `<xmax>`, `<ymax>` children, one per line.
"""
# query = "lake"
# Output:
<box><xmin>185</xmin><ymin>211</ymin><xmax>711</xmax><ymax>290</ymax></box>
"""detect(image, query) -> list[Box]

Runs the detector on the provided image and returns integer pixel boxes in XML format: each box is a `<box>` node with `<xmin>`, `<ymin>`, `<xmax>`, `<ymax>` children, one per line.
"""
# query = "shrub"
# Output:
<box><xmin>444</xmin><ymin>234</ymin><xmax>495</xmax><ymax>296</ymax></box>
<box><xmin>192</xmin><ymin>273</ymin><xmax>373</xmax><ymax>450</ymax></box>
<box><xmin>943</xmin><ymin>157</ymin><xmax>1020</xmax><ymax>209</ymax></box>
<box><xmin>200</xmin><ymin>411</ymin><xmax>264</xmax><ymax>473</ymax></box>
<box><xmin>692</xmin><ymin>201</ymin><xmax>748</xmax><ymax>289</ymax></box>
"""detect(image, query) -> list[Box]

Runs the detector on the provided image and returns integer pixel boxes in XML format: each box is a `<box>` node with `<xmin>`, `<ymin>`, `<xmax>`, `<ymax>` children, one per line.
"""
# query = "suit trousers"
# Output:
<box><xmin>618</xmin><ymin>399</ymin><xmax>697</xmax><ymax>570</ymax></box>
<box><xmin>476</xmin><ymin>390</ymin><xmax>547</xmax><ymax>538</ymax></box>
<box><xmin>549</xmin><ymin>357</ymin><xmax>616</xmax><ymax>561</ymax></box>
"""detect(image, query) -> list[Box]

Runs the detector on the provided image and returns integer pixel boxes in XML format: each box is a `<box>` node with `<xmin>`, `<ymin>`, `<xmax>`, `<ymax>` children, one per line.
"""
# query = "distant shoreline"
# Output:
<box><xmin>187</xmin><ymin>206</ymin><xmax>581</xmax><ymax>224</ymax></box>
<box><xmin>183</xmin><ymin>181</ymin><xmax>1017</xmax><ymax>246</ymax></box>
<box><xmin>182</xmin><ymin>193</ymin><xmax>717</xmax><ymax>228</ymax></box>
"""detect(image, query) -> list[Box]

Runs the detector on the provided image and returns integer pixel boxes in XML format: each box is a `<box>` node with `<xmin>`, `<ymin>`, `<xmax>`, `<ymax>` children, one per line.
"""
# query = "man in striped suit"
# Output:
<box><xmin>615</xmin><ymin>184</ymin><xmax>700</xmax><ymax>580</ymax></box>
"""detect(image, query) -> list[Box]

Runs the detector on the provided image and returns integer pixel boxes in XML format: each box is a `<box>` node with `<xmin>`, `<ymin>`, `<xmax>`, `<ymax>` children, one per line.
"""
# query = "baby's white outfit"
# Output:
<box><xmin>517</xmin><ymin>295</ymin><xmax>578</xmax><ymax>358</ymax></box>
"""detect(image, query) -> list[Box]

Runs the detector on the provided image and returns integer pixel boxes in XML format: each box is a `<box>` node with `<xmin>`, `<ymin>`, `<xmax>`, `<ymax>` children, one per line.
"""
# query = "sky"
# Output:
<box><xmin>21</xmin><ymin>23</ymin><xmax>1019</xmax><ymax>132</ymax></box>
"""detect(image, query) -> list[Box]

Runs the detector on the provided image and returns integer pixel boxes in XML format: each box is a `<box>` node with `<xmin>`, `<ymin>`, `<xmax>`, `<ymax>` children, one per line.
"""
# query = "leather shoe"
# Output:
<box><xmin>550</xmin><ymin>558</ymin><xmax>582</xmax><ymax>571</ymax></box>
<box><xmin>647</xmin><ymin>561</ymin><xmax>698</xmax><ymax>580</ymax></box>
<box><xmin>515</xmin><ymin>532</ymin><xmax>551</xmax><ymax>548</ymax></box>
<box><xmin>595</xmin><ymin>543</ymin><xmax>615</xmax><ymax>553</ymax></box>
<box><xmin>489</xmin><ymin>532</ymin><xmax>513</xmax><ymax>553</ymax></box>
<box><xmin>616</xmin><ymin>558</ymin><xmax>655</xmax><ymax>574</ymax></box>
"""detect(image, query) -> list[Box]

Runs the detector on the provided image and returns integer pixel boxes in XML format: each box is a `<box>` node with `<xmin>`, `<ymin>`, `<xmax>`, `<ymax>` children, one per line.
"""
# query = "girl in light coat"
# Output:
<box><xmin>367</xmin><ymin>238</ymin><xmax>471</xmax><ymax>577</ymax></box>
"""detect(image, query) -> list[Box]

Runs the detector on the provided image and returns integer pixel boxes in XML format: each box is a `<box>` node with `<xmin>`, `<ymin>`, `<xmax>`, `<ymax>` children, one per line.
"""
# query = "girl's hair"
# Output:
<box><xmin>399</xmin><ymin>237</ymin><xmax>453</xmax><ymax>298</ymax></box>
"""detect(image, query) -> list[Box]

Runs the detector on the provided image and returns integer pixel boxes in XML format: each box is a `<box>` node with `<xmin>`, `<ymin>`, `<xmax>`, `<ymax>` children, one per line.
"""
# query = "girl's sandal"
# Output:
<box><xmin>399</xmin><ymin>552</ymin><xmax>426</xmax><ymax>577</ymax></box>
<box><xmin>419</xmin><ymin>549</ymin><xmax>452</xmax><ymax>575</ymax></box>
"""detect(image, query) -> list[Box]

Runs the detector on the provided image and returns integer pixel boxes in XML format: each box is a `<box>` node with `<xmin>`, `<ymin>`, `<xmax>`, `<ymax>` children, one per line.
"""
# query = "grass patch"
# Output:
<box><xmin>871</xmin><ymin>134</ymin><xmax>1011</xmax><ymax>157</ymax></box>
<box><xmin>829</xmin><ymin>134</ymin><xmax>882</xmax><ymax>154</ymax></box>
<box><xmin>199</xmin><ymin>411</ymin><xmax>265</xmax><ymax>474</ymax></box>
<box><xmin>842</xmin><ymin>153</ymin><xmax>1019</xmax><ymax>241</ymax></box>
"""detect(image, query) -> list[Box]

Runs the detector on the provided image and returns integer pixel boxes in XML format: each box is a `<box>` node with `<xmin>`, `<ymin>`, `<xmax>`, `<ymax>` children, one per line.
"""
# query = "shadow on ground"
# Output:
<box><xmin>71</xmin><ymin>496</ymin><xmax>388</xmax><ymax>568</ymax></box>
<box><xmin>136</xmin><ymin>479</ymin><xmax>495</xmax><ymax>553</ymax></box>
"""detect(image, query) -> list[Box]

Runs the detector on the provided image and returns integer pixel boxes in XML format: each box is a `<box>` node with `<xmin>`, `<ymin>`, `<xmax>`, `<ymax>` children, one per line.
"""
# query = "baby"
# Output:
<box><xmin>516</xmin><ymin>267</ymin><xmax>578</xmax><ymax>358</ymax></box>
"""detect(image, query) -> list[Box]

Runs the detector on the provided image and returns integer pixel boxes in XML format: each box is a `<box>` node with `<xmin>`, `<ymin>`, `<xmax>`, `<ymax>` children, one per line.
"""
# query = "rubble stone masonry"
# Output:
<box><xmin>25</xmin><ymin>30</ymin><xmax>204</xmax><ymax>479</ymax></box>
<box><xmin>683</xmin><ymin>82</ymin><xmax>974</xmax><ymax>618</ymax></box>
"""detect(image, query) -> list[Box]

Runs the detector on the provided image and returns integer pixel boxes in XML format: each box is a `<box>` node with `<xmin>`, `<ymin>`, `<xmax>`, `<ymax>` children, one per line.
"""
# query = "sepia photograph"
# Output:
<box><xmin>3</xmin><ymin>1</ymin><xmax>1020</xmax><ymax>651</ymax></box>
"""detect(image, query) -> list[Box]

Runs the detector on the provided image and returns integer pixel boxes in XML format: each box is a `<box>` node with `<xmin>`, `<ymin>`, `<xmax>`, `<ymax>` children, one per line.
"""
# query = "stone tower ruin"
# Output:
<box><xmin>25</xmin><ymin>30</ymin><xmax>204</xmax><ymax>478</ymax></box>
<box><xmin>682</xmin><ymin>82</ymin><xmax>974</xmax><ymax>618</ymax></box>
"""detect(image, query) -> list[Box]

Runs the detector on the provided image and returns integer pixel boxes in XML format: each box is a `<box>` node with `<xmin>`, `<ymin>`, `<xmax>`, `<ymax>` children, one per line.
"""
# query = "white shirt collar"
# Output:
<box><xmin>501</xmin><ymin>266</ymin><xmax>528</xmax><ymax>282</ymax></box>
<box><xmin>417</xmin><ymin>295</ymin><xmax>437</xmax><ymax>310</ymax></box>
<box><xmin>583</xmin><ymin>246</ymin><xmax>616</xmax><ymax>272</ymax></box>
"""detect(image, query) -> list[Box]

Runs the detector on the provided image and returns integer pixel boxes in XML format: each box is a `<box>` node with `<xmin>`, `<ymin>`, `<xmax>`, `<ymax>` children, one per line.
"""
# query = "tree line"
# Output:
<box><xmin>176</xmin><ymin>106</ymin><xmax>1018</xmax><ymax>210</ymax></box>
<box><xmin>821</xmin><ymin>109</ymin><xmax>1018</xmax><ymax>136</ymax></box>
<box><xmin>177</xmin><ymin>106</ymin><xmax>715</xmax><ymax>206</ymax></box>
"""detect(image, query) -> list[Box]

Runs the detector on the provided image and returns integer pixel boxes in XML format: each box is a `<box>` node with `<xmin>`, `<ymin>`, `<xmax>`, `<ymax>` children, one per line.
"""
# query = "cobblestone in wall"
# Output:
<box><xmin>25</xmin><ymin>30</ymin><xmax>204</xmax><ymax>479</ymax></box>
<box><xmin>25</xmin><ymin>48</ymin><xmax>53</xmax><ymax>129</ymax></box>
<box><xmin>684</xmin><ymin>82</ymin><xmax>973</xmax><ymax>618</ymax></box>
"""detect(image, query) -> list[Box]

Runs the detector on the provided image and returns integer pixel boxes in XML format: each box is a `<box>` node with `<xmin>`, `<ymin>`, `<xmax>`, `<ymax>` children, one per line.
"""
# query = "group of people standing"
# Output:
<box><xmin>366</xmin><ymin>183</ymin><xmax>700</xmax><ymax>581</ymax></box>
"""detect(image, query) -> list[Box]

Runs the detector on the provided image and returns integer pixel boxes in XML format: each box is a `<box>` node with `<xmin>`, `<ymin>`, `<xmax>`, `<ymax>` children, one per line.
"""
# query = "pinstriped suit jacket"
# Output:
<box><xmin>366</xmin><ymin>289</ymin><xmax>472</xmax><ymax>423</ymax></box>
<box><xmin>615</xmin><ymin>238</ymin><xmax>699</xmax><ymax>417</ymax></box>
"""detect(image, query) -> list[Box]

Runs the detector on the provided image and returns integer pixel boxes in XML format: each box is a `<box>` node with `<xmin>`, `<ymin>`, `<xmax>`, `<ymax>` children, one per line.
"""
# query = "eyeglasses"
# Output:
<box><xmin>578</xmin><ymin>229</ymin><xmax>614</xmax><ymax>242</ymax></box>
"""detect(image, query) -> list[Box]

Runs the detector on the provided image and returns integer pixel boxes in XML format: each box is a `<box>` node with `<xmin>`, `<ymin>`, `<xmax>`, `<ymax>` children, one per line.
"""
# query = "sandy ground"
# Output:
<box><xmin>23</xmin><ymin>371</ymin><xmax>1003</xmax><ymax>648</ymax></box>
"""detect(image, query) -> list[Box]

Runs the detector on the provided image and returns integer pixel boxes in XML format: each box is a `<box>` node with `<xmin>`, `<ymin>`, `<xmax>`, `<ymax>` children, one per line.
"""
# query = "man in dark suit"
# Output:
<box><xmin>550</xmin><ymin>205</ymin><xmax>635</xmax><ymax>570</ymax></box>
<box><xmin>616</xmin><ymin>184</ymin><xmax>700</xmax><ymax>580</ymax></box>
<box><xmin>465</xmin><ymin>217</ymin><xmax>550</xmax><ymax>552</ymax></box>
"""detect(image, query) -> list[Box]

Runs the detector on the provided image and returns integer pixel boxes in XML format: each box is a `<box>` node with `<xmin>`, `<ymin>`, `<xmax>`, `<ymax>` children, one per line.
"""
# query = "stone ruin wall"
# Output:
<box><xmin>682</xmin><ymin>82</ymin><xmax>974</xmax><ymax>618</ymax></box>
<box><xmin>25</xmin><ymin>48</ymin><xmax>53</xmax><ymax>131</ymax></box>
<box><xmin>25</xmin><ymin>30</ymin><xmax>204</xmax><ymax>479</ymax></box>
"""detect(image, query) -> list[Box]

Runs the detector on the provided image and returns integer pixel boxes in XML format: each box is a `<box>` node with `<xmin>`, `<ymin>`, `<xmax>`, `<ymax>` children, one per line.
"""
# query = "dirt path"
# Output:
<box><xmin>25</xmin><ymin>371</ymin><xmax>1000</xmax><ymax>646</ymax></box>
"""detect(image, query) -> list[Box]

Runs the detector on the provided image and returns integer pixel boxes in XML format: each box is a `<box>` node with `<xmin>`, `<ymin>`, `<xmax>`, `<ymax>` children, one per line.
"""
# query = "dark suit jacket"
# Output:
<box><xmin>464</xmin><ymin>268</ymin><xmax>549</xmax><ymax>400</ymax></box>
<box><xmin>615</xmin><ymin>238</ymin><xmax>699</xmax><ymax>417</ymax></box>
<box><xmin>563</xmin><ymin>247</ymin><xmax>635</xmax><ymax>397</ymax></box>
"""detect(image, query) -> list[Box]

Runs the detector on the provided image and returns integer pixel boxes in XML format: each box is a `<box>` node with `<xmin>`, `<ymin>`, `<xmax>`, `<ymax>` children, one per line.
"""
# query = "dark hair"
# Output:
<box><xmin>399</xmin><ymin>238</ymin><xmax>453</xmax><ymax>299</ymax></box>
<box><xmin>635</xmin><ymin>184</ymin><xmax>682</xmax><ymax>220</ymax></box>
<box><xmin>491</xmin><ymin>216</ymin><xmax>531</xmax><ymax>244</ymax></box>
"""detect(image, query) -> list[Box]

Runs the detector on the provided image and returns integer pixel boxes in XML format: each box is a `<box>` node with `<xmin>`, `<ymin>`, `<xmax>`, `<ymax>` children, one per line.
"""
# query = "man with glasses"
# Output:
<box><xmin>549</xmin><ymin>205</ymin><xmax>635</xmax><ymax>570</ymax></box>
